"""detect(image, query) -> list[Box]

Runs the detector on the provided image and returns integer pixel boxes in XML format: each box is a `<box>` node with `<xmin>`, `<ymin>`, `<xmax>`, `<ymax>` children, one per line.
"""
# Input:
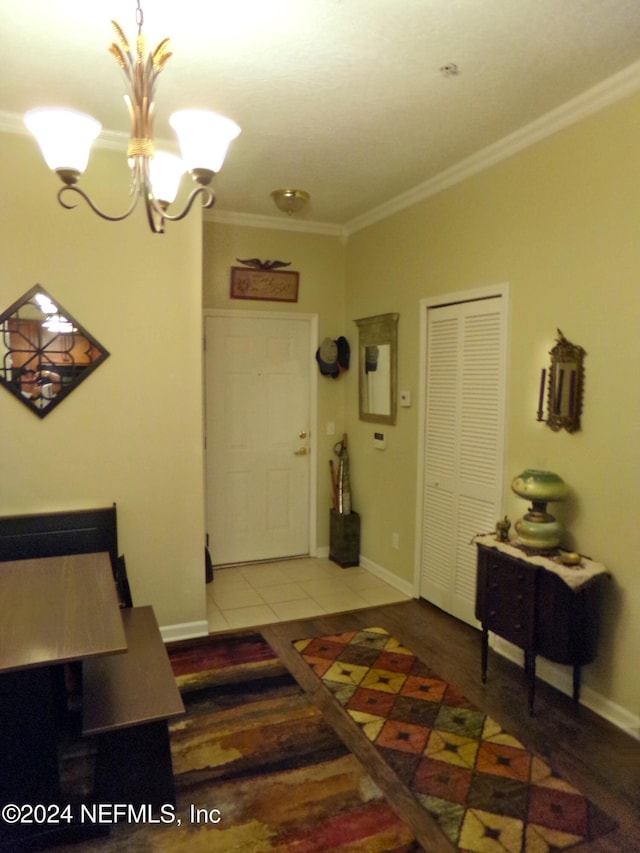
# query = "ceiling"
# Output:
<box><xmin>2</xmin><ymin>0</ymin><xmax>640</xmax><ymax>228</ymax></box>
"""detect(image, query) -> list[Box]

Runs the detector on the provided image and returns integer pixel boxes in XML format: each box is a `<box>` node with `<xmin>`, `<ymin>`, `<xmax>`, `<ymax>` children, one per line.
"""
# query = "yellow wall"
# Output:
<box><xmin>202</xmin><ymin>221</ymin><xmax>347</xmax><ymax>546</ymax></box>
<box><xmin>3</xmin><ymin>84</ymin><xmax>638</xmax><ymax>722</ymax></box>
<box><xmin>346</xmin><ymin>93</ymin><xmax>640</xmax><ymax>719</ymax></box>
<box><xmin>0</xmin><ymin>132</ymin><xmax>206</xmax><ymax>633</ymax></box>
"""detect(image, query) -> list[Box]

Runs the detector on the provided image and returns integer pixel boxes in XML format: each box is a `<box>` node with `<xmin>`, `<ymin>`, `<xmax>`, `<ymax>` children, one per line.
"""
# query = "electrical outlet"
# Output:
<box><xmin>392</xmin><ymin>532</ymin><xmax>400</xmax><ymax>549</ymax></box>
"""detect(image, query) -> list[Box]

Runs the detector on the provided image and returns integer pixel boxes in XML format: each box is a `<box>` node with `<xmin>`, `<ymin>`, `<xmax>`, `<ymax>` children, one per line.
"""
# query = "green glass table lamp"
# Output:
<box><xmin>512</xmin><ymin>469</ymin><xmax>568</xmax><ymax>549</ymax></box>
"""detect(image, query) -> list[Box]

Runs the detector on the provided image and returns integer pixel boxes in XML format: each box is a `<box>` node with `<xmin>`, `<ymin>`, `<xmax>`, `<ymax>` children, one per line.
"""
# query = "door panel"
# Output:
<box><xmin>205</xmin><ymin>314</ymin><xmax>312</xmax><ymax>565</ymax></box>
<box><xmin>420</xmin><ymin>295</ymin><xmax>507</xmax><ymax>626</ymax></box>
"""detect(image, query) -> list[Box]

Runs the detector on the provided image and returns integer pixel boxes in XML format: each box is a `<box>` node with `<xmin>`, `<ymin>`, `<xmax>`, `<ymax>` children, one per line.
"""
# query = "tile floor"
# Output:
<box><xmin>207</xmin><ymin>556</ymin><xmax>411</xmax><ymax>633</ymax></box>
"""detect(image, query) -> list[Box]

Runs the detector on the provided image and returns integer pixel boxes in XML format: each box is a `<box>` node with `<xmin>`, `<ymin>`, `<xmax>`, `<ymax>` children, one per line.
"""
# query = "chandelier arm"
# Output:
<box><xmin>143</xmin><ymin>195</ymin><xmax>166</xmax><ymax>234</ymax></box>
<box><xmin>150</xmin><ymin>186</ymin><xmax>216</xmax><ymax>224</ymax></box>
<box><xmin>57</xmin><ymin>184</ymin><xmax>140</xmax><ymax>222</ymax></box>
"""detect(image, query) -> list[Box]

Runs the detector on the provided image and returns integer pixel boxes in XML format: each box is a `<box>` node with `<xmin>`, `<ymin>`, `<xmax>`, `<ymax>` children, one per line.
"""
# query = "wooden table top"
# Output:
<box><xmin>0</xmin><ymin>552</ymin><xmax>127</xmax><ymax>673</ymax></box>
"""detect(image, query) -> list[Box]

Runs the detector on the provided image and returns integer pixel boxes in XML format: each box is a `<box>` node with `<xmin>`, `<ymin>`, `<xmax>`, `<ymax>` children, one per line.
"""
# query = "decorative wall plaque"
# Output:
<box><xmin>230</xmin><ymin>266</ymin><xmax>299</xmax><ymax>303</ymax></box>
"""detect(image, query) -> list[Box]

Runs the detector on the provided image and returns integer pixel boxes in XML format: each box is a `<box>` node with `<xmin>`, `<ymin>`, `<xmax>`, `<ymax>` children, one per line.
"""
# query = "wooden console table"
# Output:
<box><xmin>474</xmin><ymin>535</ymin><xmax>608</xmax><ymax>713</ymax></box>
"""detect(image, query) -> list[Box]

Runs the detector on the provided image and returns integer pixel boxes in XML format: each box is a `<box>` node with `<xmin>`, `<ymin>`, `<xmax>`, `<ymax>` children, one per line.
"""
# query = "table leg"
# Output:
<box><xmin>527</xmin><ymin>654</ymin><xmax>536</xmax><ymax>715</ymax></box>
<box><xmin>0</xmin><ymin>668</ymin><xmax>60</xmax><ymax>805</ymax></box>
<box><xmin>0</xmin><ymin>668</ymin><xmax>62</xmax><ymax>850</ymax></box>
<box><xmin>481</xmin><ymin>624</ymin><xmax>488</xmax><ymax>683</ymax></box>
<box><xmin>573</xmin><ymin>665</ymin><xmax>581</xmax><ymax>702</ymax></box>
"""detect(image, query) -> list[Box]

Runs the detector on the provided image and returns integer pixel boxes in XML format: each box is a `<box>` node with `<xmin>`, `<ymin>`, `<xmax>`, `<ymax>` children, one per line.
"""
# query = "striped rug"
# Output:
<box><xmin>58</xmin><ymin>631</ymin><xmax>420</xmax><ymax>852</ymax></box>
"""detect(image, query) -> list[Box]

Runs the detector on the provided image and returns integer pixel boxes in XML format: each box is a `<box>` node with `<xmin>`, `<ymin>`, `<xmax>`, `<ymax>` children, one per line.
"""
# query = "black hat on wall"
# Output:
<box><xmin>316</xmin><ymin>337</ymin><xmax>339</xmax><ymax>377</ymax></box>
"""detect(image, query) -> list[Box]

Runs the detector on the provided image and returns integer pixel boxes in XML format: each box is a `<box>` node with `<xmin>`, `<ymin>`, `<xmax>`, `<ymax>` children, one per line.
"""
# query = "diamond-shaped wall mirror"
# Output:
<box><xmin>0</xmin><ymin>285</ymin><xmax>109</xmax><ymax>418</ymax></box>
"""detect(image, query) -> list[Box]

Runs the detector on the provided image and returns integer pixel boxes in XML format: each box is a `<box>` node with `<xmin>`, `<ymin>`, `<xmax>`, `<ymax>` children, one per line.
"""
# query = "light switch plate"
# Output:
<box><xmin>400</xmin><ymin>390</ymin><xmax>412</xmax><ymax>407</ymax></box>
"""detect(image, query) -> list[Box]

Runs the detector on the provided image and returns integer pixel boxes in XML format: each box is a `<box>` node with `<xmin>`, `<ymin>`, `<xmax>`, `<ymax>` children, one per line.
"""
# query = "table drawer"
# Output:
<box><xmin>485</xmin><ymin>557</ymin><xmax>536</xmax><ymax>646</ymax></box>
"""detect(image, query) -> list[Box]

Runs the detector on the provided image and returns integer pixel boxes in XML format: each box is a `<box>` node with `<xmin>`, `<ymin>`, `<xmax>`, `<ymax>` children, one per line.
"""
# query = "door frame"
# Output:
<box><xmin>412</xmin><ymin>283</ymin><xmax>511</xmax><ymax>597</ymax></box>
<box><xmin>203</xmin><ymin>308</ymin><xmax>319</xmax><ymax>560</ymax></box>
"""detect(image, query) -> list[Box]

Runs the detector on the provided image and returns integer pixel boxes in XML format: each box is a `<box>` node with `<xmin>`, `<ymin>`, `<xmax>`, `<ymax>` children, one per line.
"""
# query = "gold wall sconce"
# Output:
<box><xmin>536</xmin><ymin>330</ymin><xmax>586</xmax><ymax>433</ymax></box>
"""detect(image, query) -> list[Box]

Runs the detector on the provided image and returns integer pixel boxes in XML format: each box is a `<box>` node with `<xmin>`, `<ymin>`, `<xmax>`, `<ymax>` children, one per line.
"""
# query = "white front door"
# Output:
<box><xmin>417</xmin><ymin>289</ymin><xmax>508</xmax><ymax>626</ymax></box>
<box><xmin>205</xmin><ymin>312</ymin><xmax>315</xmax><ymax>566</ymax></box>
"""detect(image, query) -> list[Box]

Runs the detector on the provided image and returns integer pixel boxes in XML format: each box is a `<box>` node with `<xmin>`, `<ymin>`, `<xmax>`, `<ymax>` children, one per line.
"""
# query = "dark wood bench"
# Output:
<box><xmin>82</xmin><ymin>606</ymin><xmax>185</xmax><ymax>809</ymax></box>
<box><xmin>0</xmin><ymin>504</ymin><xmax>132</xmax><ymax>607</ymax></box>
<box><xmin>0</xmin><ymin>505</ymin><xmax>118</xmax><ymax>562</ymax></box>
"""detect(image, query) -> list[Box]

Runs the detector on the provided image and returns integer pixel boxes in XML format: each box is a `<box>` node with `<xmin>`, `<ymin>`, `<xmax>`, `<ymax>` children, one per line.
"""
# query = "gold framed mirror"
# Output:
<box><xmin>0</xmin><ymin>285</ymin><xmax>110</xmax><ymax>418</ymax></box>
<box><xmin>355</xmin><ymin>313</ymin><xmax>398</xmax><ymax>425</ymax></box>
<box><xmin>537</xmin><ymin>329</ymin><xmax>585</xmax><ymax>433</ymax></box>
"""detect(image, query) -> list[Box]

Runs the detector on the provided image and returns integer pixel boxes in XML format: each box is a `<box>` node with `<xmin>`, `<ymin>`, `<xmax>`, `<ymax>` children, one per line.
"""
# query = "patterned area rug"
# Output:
<box><xmin>56</xmin><ymin>632</ymin><xmax>419</xmax><ymax>852</ymax></box>
<box><xmin>294</xmin><ymin>627</ymin><xmax>617</xmax><ymax>852</ymax></box>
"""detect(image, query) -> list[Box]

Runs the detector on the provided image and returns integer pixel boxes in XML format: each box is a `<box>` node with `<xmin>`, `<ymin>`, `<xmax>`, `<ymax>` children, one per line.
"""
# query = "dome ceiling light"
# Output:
<box><xmin>271</xmin><ymin>189</ymin><xmax>310</xmax><ymax>216</ymax></box>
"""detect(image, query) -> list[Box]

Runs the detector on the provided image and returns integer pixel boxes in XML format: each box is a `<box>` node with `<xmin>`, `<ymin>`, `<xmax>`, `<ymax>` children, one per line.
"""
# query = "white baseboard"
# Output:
<box><xmin>160</xmin><ymin>620</ymin><xmax>209</xmax><ymax>643</ymax></box>
<box><xmin>358</xmin><ymin>554</ymin><xmax>415</xmax><ymax>598</ymax></box>
<box><xmin>317</xmin><ymin>546</ymin><xmax>414</xmax><ymax>596</ymax></box>
<box><xmin>493</xmin><ymin>636</ymin><xmax>640</xmax><ymax>741</ymax></box>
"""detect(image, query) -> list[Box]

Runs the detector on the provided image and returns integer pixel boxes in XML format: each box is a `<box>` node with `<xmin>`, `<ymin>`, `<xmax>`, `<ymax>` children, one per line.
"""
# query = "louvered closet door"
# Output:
<box><xmin>420</xmin><ymin>296</ymin><xmax>506</xmax><ymax>626</ymax></box>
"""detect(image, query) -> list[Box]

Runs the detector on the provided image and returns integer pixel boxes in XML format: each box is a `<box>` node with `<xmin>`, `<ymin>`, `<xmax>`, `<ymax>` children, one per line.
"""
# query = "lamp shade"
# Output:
<box><xmin>511</xmin><ymin>469</ymin><xmax>568</xmax><ymax>504</ymax></box>
<box><xmin>169</xmin><ymin>110</ymin><xmax>240</xmax><ymax>175</ymax></box>
<box><xmin>149</xmin><ymin>151</ymin><xmax>185</xmax><ymax>205</ymax></box>
<box><xmin>24</xmin><ymin>108</ymin><xmax>101</xmax><ymax>175</ymax></box>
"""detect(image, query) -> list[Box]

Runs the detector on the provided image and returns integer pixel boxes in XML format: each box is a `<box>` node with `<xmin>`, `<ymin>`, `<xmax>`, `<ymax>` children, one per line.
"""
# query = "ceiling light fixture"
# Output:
<box><xmin>24</xmin><ymin>1</ymin><xmax>240</xmax><ymax>234</ymax></box>
<box><xmin>271</xmin><ymin>189</ymin><xmax>310</xmax><ymax>216</ymax></box>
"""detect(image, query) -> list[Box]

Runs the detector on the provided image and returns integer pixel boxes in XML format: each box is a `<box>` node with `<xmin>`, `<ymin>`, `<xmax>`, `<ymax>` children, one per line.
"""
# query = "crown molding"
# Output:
<box><xmin>4</xmin><ymin>58</ymin><xmax>640</xmax><ymax>239</ymax></box>
<box><xmin>205</xmin><ymin>208</ymin><xmax>346</xmax><ymax>239</ymax></box>
<box><xmin>0</xmin><ymin>110</ymin><xmax>28</xmax><ymax>136</ymax></box>
<box><xmin>0</xmin><ymin>112</ymin><xmax>136</xmax><ymax>152</ymax></box>
<box><xmin>343</xmin><ymin>59</ymin><xmax>640</xmax><ymax>236</ymax></box>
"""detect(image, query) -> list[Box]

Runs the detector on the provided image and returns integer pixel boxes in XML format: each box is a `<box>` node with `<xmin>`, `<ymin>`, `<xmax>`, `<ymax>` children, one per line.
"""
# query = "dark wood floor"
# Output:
<box><xmin>259</xmin><ymin>598</ymin><xmax>640</xmax><ymax>852</ymax></box>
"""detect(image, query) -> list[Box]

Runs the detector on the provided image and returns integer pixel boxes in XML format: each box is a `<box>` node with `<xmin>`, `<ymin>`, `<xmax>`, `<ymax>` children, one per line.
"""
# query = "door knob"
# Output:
<box><xmin>294</xmin><ymin>447</ymin><xmax>308</xmax><ymax>456</ymax></box>
<box><xmin>299</xmin><ymin>430</ymin><xmax>307</xmax><ymax>438</ymax></box>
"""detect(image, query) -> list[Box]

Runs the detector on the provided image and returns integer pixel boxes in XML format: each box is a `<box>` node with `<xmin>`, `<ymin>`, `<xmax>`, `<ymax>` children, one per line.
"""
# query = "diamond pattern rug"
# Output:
<box><xmin>294</xmin><ymin>627</ymin><xmax>616</xmax><ymax>852</ymax></box>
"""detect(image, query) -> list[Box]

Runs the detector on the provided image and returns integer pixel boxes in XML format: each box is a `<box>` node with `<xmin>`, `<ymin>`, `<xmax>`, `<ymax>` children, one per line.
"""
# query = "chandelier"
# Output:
<box><xmin>24</xmin><ymin>1</ymin><xmax>240</xmax><ymax>234</ymax></box>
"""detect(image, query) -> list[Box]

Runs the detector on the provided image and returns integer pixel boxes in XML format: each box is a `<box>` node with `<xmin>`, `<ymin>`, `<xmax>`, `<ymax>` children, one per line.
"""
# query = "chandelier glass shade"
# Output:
<box><xmin>24</xmin><ymin>3</ymin><xmax>240</xmax><ymax>233</ymax></box>
<box><xmin>24</xmin><ymin>109</ymin><xmax>102</xmax><ymax>180</ymax></box>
